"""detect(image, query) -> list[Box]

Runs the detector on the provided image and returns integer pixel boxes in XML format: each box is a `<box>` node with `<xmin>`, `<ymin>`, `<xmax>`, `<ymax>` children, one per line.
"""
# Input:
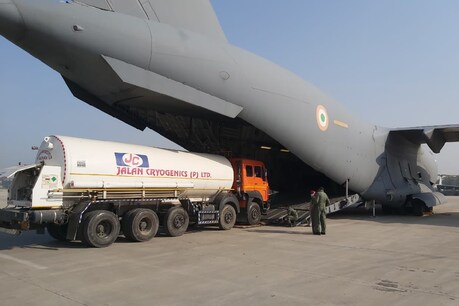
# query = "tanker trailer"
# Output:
<box><xmin>0</xmin><ymin>136</ymin><xmax>270</xmax><ymax>247</ymax></box>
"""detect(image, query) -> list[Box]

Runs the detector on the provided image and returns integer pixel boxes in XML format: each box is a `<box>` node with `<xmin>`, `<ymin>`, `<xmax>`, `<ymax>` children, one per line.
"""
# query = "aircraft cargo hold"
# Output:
<box><xmin>0</xmin><ymin>136</ymin><xmax>270</xmax><ymax>247</ymax></box>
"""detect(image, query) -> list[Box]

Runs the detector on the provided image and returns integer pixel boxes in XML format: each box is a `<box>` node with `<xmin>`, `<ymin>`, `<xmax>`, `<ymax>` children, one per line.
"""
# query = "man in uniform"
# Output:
<box><xmin>285</xmin><ymin>206</ymin><xmax>299</xmax><ymax>227</ymax></box>
<box><xmin>309</xmin><ymin>189</ymin><xmax>320</xmax><ymax>234</ymax></box>
<box><xmin>315</xmin><ymin>187</ymin><xmax>330</xmax><ymax>235</ymax></box>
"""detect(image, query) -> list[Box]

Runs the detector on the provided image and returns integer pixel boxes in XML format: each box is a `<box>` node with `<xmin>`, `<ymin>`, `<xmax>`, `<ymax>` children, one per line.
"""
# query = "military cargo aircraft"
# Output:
<box><xmin>1</xmin><ymin>0</ymin><xmax>459</xmax><ymax>215</ymax></box>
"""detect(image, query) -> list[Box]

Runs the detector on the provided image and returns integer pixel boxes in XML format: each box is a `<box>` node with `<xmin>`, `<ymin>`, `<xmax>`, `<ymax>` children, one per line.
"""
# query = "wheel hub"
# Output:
<box><xmin>96</xmin><ymin>222</ymin><xmax>110</xmax><ymax>238</ymax></box>
<box><xmin>224</xmin><ymin>212</ymin><xmax>233</xmax><ymax>223</ymax></box>
<box><xmin>139</xmin><ymin>219</ymin><xmax>150</xmax><ymax>232</ymax></box>
<box><xmin>173</xmin><ymin>215</ymin><xmax>185</xmax><ymax>228</ymax></box>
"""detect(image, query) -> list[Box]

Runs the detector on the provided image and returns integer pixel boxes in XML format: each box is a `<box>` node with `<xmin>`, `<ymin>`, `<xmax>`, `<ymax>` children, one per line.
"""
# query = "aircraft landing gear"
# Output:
<box><xmin>411</xmin><ymin>200</ymin><xmax>427</xmax><ymax>216</ymax></box>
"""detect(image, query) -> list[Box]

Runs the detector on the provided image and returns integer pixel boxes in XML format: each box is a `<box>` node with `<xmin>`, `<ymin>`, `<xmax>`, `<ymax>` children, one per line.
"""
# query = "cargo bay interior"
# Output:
<box><xmin>64</xmin><ymin>88</ymin><xmax>344</xmax><ymax>204</ymax></box>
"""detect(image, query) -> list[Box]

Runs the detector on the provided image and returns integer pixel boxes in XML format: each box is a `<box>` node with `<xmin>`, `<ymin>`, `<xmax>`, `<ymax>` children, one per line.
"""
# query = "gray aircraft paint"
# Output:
<box><xmin>1</xmin><ymin>0</ymin><xmax>458</xmax><ymax>209</ymax></box>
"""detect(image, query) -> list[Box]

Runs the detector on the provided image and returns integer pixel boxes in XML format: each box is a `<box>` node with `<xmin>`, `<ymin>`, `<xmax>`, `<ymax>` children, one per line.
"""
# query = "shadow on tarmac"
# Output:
<box><xmin>328</xmin><ymin>206</ymin><xmax>459</xmax><ymax>228</ymax></box>
<box><xmin>245</xmin><ymin>228</ymin><xmax>314</xmax><ymax>235</ymax></box>
<box><xmin>0</xmin><ymin>232</ymin><xmax>79</xmax><ymax>251</ymax></box>
<box><xmin>1</xmin><ymin>203</ymin><xmax>458</xmax><ymax>250</ymax></box>
<box><xmin>0</xmin><ymin>225</ymin><xmax>227</xmax><ymax>250</ymax></box>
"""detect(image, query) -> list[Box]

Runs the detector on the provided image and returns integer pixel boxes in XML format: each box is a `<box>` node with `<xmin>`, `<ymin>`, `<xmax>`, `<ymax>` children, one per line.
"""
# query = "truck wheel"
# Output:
<box><xmin>219</xmin><ymin>204</ymin><xmax>236</xmax><ymax>230</ymax></box>
<box><xmin>81</xmin><ymin>210</ymin><xmax>120</xmax><ymax>248</ymax></box>
<box><xmin>47</xmin><ymin>223</ymin><xmax>69</xmax><ymax>241</ymax></box>
<box><xmin>165</xmin><ymin>207</ymin><xmax>189</xmax><ymax>237</ymax></box>
<box><xmin>123</xmin><ymin>209</ymin><xmax>159</xmax><ymax>242</ymax></box>
<box><xmin>246</xmin><ymin>201</ymin><xmax>262</xmax><ymax>225</ymax></box>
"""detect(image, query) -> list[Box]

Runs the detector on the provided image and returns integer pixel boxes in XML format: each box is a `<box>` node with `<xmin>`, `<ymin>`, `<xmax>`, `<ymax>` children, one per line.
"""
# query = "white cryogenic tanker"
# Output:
<box><xmin>0</xmin><ymin>136</ymin><xmax>270</xmax><ymax>247</ymax></box>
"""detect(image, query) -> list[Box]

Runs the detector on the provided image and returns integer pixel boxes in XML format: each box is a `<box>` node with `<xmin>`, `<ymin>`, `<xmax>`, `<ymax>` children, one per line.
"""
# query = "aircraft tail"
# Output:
<box><xmin>75</xmin><ymin>0</ymin><xmax>227</xmax><ymax>43</ymax></box>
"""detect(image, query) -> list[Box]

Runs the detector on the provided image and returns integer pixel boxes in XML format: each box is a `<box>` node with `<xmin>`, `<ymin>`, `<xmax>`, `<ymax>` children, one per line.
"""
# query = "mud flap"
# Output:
<box><xmin>66</xmin><ymin>201</ymin><xmax>93</xmax><ymax>240</ymax></box>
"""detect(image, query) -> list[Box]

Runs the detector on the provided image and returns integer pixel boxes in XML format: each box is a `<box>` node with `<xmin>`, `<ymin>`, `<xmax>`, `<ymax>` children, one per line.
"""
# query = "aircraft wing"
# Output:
<box><xmin>102</xmin><ymin>55</ymin><xmax>243</xmax><ymax>118</ymax></box>
<box><xmin>75</xmin><ymin>0</ymin><xmax>227</xmax><ymax>43</ymax></box>
<box><xmin>390</xmin><ymin>124</ymin><xmax>459</xmax><ymax>153</ymax></box>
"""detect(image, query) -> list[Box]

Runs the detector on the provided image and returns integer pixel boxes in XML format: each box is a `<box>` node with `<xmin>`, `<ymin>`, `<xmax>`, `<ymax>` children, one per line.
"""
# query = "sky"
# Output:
<box><xmin>1</xmin><ymin>0</ymin><xmax>459</xmax><ymax>174</ymax></box>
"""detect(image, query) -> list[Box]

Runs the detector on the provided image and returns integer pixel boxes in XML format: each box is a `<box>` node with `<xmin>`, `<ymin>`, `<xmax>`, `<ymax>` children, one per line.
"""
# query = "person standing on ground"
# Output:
<box><xmin>309</xmin><ymin>190</ymin><xmax>320</xmax><ymax>234</ymax></box>
<box><xmin>316</xmin><ymin>187</ymin><xmax>330</xmax><ymax>235</ymax></box>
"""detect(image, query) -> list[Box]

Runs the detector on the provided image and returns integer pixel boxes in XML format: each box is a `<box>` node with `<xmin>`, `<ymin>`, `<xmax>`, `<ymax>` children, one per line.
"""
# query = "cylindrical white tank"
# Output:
<box><xmin>35</xmin><ymin>135</ymin><xmax>234</xmax><ymax>198</ymax></box>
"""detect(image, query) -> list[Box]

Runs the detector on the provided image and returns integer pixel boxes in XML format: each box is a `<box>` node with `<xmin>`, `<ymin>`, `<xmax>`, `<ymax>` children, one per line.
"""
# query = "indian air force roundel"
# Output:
<box><xmin>316</xmin><ymin>105</ymin><xmax>329</xmax><ymax>131</ymax></box>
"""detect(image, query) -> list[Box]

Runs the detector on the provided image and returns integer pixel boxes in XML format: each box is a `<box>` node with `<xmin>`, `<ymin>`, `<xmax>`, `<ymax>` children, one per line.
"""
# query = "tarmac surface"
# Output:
<box><xmin>1</xmin><ymin>188</ymin><xmax>459</xmax><ymax>305</ymax></box>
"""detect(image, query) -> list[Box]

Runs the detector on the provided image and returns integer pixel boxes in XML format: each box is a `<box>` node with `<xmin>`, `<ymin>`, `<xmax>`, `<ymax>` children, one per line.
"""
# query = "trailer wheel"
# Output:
<box><xmin>123</xmin><ymin>209</ymin><xmax>159</xmax><ymax>242</ymax></box>
<box><xmin>219</xmin><ymin>204</ymin><xmax>236</xmax><ymax>230</ymax></box>
<box><xmin>246</xmin><ymin>201</ymin><xmax>262</xmax><ymax>225</ymax></box>
<box><xmin>47</xmin><ymin>223</ymin><xmax>69</xmax><ymax>241</ymax></box>
<box><xmin>81</xmin><ymin>210</ymin><xmax>120</xmax><ymax>248</ymax></box>
<box><xmin>165</xmin><ymin>207</ymin><xmax>189</xmax><ymax>237</ymax></box>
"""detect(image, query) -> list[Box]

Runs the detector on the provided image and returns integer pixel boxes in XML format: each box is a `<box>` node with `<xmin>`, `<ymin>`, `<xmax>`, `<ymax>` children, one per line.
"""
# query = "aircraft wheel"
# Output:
<box><xmin>219</xmin><ymin>204</ymin><xmax>236</xmax><ymax>230</ymax></box>
<box><xmin>246</xmin><ymin>201</ymin><xmax>261</xmax><ymax>225</ymax></box>
<box><xmin>165</xmin><ymin>207</ymin><xmax>189</xmax><ymax>237</ymax></box>
<box><xmin>412</xmin><ymin>201</ymin><xmax>425</xmax><ymax>216</ymax></box>
<box><xmin>123</xmin><ymin>209</ymin><xmax>159</xmax><ymax>242</ymax></box>
<box><xmin>47</xmin><ymin>223</ymin><xmax>69</xmax><ymax>241</ymax></box>
<box><xmin>81</xmin><ymin>210</ymin><xmax>120</xmax><ymax>248</ymax></box>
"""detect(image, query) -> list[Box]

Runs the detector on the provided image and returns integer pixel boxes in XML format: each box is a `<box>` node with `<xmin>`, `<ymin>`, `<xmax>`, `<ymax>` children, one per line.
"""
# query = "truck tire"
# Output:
<box><xmin>122</xmin><ymin>209</ymin><xmax>159</xmax><ymax>242</ymax></box>
<box><xmin>81</xmin><ymin>210</ymin><xmax>120</xmax><ymax>248</ymax></box>
<box><xmin>219</xmin><ymin>204</ymin><xmax>236</xmax><ymax>230</ymax></box>
<box><xmin>246</xmin><ymin>201</ymin><xmax>262</xmax><ymax>225</ymax></box>
<box><xmin>47</xmin><ymin>223</ymin><xmax>69</xmax><ymax>241</ymax></box>
<box><xmin>165</xmin><ymin>207</ymin><xmax>189</xmax><ymax>237</ymax></box>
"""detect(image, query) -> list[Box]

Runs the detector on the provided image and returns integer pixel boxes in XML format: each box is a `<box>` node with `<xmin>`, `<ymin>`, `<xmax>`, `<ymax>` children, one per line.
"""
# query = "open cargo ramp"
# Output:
<box><xmin>264</xmin><ymin>194</ymin><xmax>363</xmax><ymax>226</ymax></box>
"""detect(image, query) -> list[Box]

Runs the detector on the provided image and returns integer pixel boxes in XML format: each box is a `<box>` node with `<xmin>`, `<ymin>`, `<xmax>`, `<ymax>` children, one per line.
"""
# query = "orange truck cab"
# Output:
<box><xmin>229</xmin><ymin>158</ymin><xmax>270</xmax><ymax>225</ymax></box>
